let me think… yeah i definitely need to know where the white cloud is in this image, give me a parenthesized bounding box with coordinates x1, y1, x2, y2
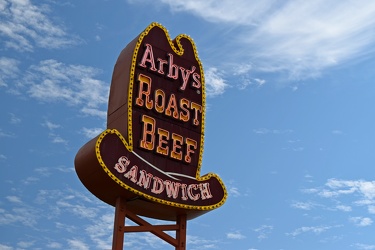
(56, 200, 98, 219)
(42, 121, 61, 130)
(155, 0, 375, 79)
(6, 196, 22, 203)
(353, 243, 375, 250)
(336, 205, 352, 212)
(21, 176, 39, 185)
(323, 179, 375, 200)
(9, 113, 21, 124)
(55, 166, 75, 173)
(0, 0, 81, 51)
(159, 0, 275, 25)
(291, 201, 315, 210)
(187, 235, 220, 249)
(253, 128, 293, 135)
(287, 225, 337, 237)
(85, 213, 113, 250)
(226, 231, 246, 239)
(0, 206, 39, 227)
(253, 225, 273, 240)
(368, 205, 375, 214)
(0, 128, 14, 138)
(67, 239, 89, 250)
(34, 167, 52, 177)
(204, 67, 229, 97)
(228, 187, 241, 197)
(0, 244, 13, 250)
(17, 241, 34, 248)
(80, 107, 107, 119)
(0, 57, 19, 87)
(244, 1, 375, 79)
(22, 60, 109, 118)
(350, 217, 373, 227)
(51, 134, 68, 145)
(81, 127, 104, 138)
(122, 232, 170, 249)
(303, 178, 375, 221)
(237, 76, 266, 90)
(46, 242, 62, 249)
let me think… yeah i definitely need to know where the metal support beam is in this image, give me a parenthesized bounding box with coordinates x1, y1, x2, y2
(112, 197, 126, 250)
(111, 197, 187, 250)
(176, 214, 187, 250)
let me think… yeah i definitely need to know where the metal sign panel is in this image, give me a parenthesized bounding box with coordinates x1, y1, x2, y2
(75, 23, 227, 220)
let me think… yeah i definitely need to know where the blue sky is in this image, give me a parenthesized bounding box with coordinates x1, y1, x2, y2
(1, 0, 375, 249)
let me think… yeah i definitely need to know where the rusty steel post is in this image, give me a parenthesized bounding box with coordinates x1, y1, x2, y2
(176, 214, 187, 250)
(112, 197, 126, 250)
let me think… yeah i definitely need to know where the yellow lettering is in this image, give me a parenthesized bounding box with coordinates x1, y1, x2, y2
(140, 115, 155, 151)
(165, 94, 179, 119)
(156, 128, 169, 156)
(170, 133, 183, 161)
(136, 74, 153, 109)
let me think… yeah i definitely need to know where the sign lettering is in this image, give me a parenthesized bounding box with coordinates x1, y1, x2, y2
(75, 23, 227, 220)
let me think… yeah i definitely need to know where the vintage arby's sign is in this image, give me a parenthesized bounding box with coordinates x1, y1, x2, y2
(75, 23, 227, 220)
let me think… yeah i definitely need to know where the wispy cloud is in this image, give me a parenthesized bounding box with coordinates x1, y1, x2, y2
(26, 60, 109, 107)
(2, 58, 109, 118)
(300, 178, 375, 227)
(228, 186, 241, 197)
(17, 241, 35, 248)
(9, 113, 21, 124)
(56, 200, 99, 219)
(67, 239, 89, 250)
(291, 201, 316, 210)
(231, 64, 266, 90)
(3, 59, 111, 118)
(205, 67, 230, 97)
(286, 225, 339, 237)
(46, 242, 63, 249)
(336, 205, 352, 212)
(322, 179, 375, 200)
(6, 196, 22, 203)
(81, 127, 105, 138)
(226, 230, 246, 240)
(352, 243, 375, 250)
(0, 57, 19, 87)
(42, 120, 61, 130)
(0, 206, 40, 227)
(349, 217, 373, 227)
(41, 120, 68, 145)
(0, 244, 13, 250)
(50, 134, 68, 145)
(0, 0, 81, 51)
(0, 128, 15, 138)
(253, 128, 293, 135)
(158, 0, 274, 25)
(85, 213, 113, 249)
(253, 225, 273, 240)
(154, 0, 375, 80)
(187, 235, 220, 249)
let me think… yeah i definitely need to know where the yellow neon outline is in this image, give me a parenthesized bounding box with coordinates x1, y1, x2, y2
(96, 129, 227, 211)
(100, 23, 226, 210)
(128, 22, 206, 178)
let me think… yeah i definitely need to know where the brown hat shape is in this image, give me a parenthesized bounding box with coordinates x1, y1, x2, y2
(75, 23, 227, 221)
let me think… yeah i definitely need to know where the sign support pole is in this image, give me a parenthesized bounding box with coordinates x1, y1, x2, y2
(112, 197, 126, 249)
(111, 197, 187, 250)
